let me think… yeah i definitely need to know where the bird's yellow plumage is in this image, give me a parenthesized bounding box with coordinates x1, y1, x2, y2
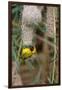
(21, 47, 36, 59)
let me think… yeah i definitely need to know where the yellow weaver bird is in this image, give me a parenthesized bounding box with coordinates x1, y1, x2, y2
(21, 47, 36, 59)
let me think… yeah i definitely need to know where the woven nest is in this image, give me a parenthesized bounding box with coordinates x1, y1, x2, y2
(12, 53, 49, 86)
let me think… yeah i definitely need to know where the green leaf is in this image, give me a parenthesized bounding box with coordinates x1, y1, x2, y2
(12, 46, 17, 61)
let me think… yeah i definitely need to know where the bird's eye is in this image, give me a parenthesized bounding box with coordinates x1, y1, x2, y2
(30, 46, 34, 51)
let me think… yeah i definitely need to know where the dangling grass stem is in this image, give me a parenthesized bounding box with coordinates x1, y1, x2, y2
(35, 34, 58, 50)
(51, 8, 56, 83)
